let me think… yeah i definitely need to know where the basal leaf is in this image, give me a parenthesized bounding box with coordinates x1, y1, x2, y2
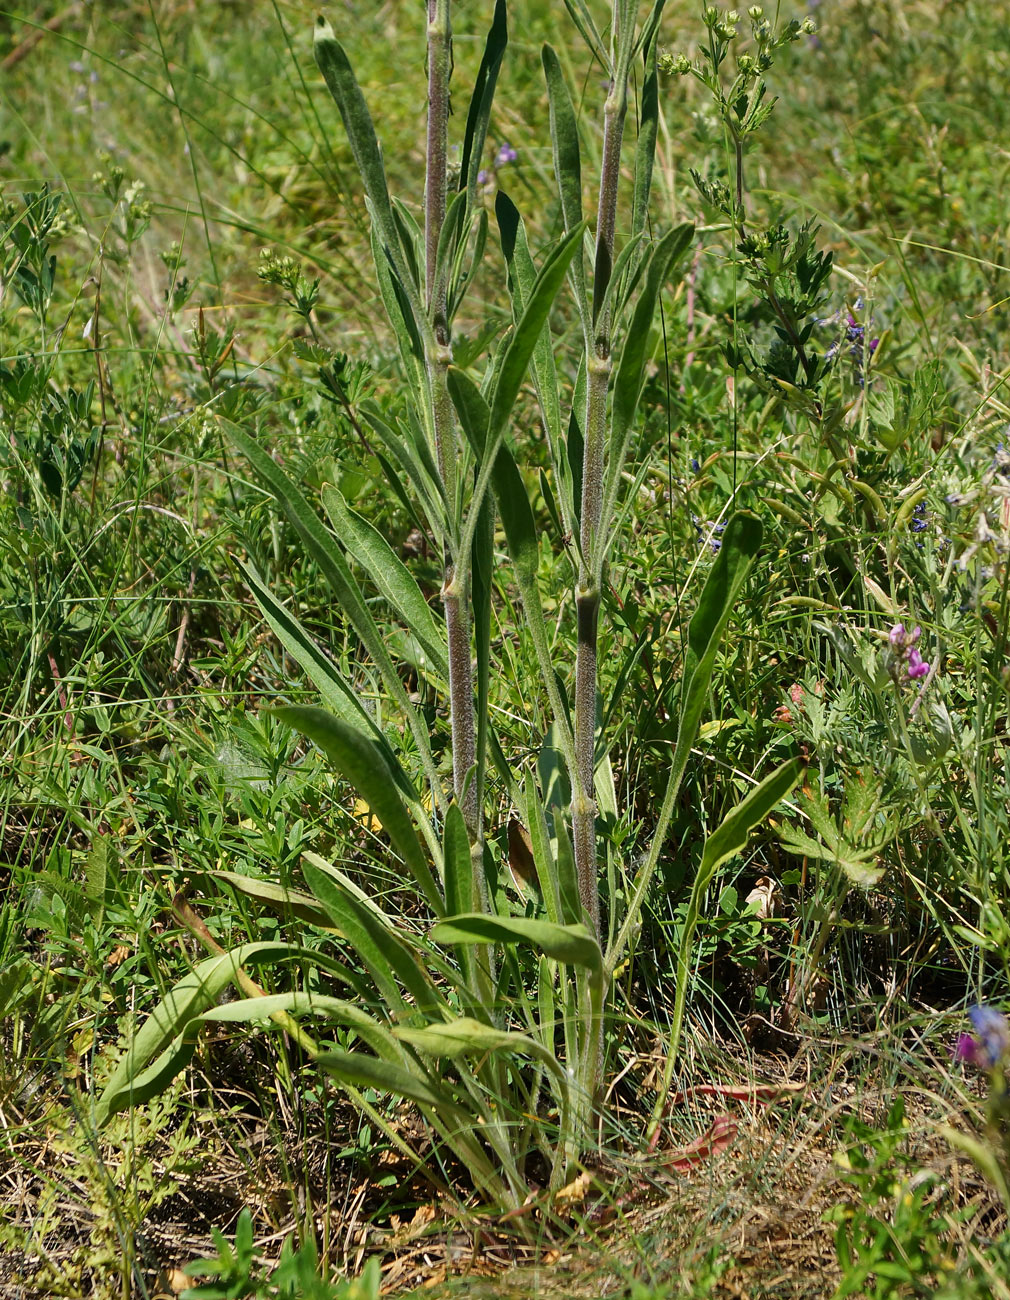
(275, 706, 443, 916)
(430, 913, 602, 972)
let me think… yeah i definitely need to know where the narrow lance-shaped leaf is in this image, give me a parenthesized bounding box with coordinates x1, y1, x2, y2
(650, 756, 804, 1133)
(276, 705, 444, 916)
(447, 368, 576, 777)
(313, 21, 426, 335)
(301, 857, 447, 1014)
(95, 942, 296, 1125)
(223, 419, 443, 803)
(316, 1049, 469, 1116)
(214, 869, 334, 931)
(441, 802, 481, 993)
(431, 913, 602, 972)
(631, 38, 661, 241)
(321, 485, 448, 681)
(542, 46, 589, 334)
(457, 221, 586, 570)
(495, 191, 569, 534)
(241, 561, 405, 751)
(598, 222, 695, 567)
(471, 486, 495, 827)
(459, 0, 508, 205)
(392, 1017, 570, 1102)
(607, 512, 763, 973)
(561, 0, 609, 69)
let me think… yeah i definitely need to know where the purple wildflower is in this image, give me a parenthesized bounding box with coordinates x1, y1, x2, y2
(956, 1033, 981, 1066)
(477, 169, 488, 186)
(956, 1006, 1010, 1070)
(693, 517, 726, 555)
(495, 143, 517, 167)
(888, 623, 930, 682)
(906, 648, 929, 679)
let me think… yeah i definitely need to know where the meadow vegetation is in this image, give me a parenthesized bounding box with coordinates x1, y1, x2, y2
(2, 1, 1010, 1297)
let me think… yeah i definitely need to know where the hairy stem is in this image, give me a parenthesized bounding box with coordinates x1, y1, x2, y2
(426, 0, 450, 325)
(573, 356, 611, 942)
(426, 0, 479, 884)
(572, 51, 628, 945)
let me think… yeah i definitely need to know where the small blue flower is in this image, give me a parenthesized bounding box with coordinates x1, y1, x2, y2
(495, 143, 517, 167)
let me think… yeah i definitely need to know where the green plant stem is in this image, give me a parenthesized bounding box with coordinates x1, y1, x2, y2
(572, 25, 630, 946)
(574, 356, 611, 943)
(425, 0, 479, 879)
(425, 0, 451, 324)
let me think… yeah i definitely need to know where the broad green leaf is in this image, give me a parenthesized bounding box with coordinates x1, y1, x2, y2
(95, 942, 294, 1125)
(315, 1049, 469, 1116)
(301, 857, 435, 1015)
(224, 420, 441, 799)
(321, 484, 448, 681)
(213, 870, 334, 930)
(431, 913, 602, 972)
(276, 706, 443, 915)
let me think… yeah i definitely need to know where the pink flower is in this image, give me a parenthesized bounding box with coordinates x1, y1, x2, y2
(907, 648, 929, 679)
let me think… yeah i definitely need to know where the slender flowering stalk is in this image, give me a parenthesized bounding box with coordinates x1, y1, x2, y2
(425, 0, 483, 907)
(572, 4, 637, 949)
